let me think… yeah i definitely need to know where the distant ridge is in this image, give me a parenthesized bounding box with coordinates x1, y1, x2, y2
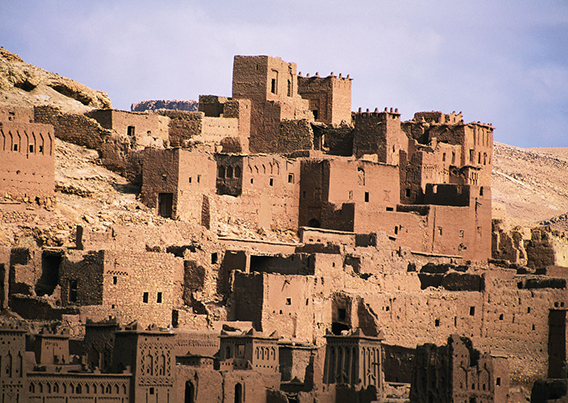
(131, 99, 198, 112)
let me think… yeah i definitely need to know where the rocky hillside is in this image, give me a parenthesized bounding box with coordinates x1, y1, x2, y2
(492, 142, 568, 230)
(0, 47, 111, 112)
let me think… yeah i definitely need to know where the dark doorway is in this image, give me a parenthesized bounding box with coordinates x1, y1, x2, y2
(185, 381, 195, 403)
(158, 193, 173, 218)
(307, 218, 321, 228)
(36, 250, 62, 296)
(549, 309, 566, 378)
(234, 383, 242, 403)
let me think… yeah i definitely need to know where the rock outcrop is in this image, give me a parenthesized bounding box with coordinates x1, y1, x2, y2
(0, 47, 111, 112)
(131, 99, 198, 112)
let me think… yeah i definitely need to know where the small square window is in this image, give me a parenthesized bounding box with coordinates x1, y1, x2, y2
(469, 306, 475, 316)
(143, 292, 149, 303)
(269, 178, 274, 186)
(211, 253, 218, 264)
(435, 319, 440, 327)
(197, 175, 201, 183)
(286, 298, 291, 305)
(364, 192, 369, 202)
(149, 387, 155, 395)
(113, 276, 118, 285)
(189, 177, 192, 183)
(288, 173, 294, 183)
(157, 292, 162, 303)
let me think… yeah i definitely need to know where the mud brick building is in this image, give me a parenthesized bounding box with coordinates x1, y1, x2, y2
(5, 53, 568, 402)
(411, 335, 509, 403)
(138, 55, 494, 262)
(0, 106, 54, 203)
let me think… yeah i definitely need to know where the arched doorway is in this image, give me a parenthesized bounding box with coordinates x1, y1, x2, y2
(234, 383, 242, 403)
(185, 381, 195, 403)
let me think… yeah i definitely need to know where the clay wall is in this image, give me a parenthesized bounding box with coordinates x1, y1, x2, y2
(86, 109, 169, 149)
(112, 329, 175, 403)
(360, 282, 567, 385)
(26, 373, 131, 402)
(215, 154, 300, 230)
(140, 148, 216, 223)
(352, 110, 409, 165)
(158, 110, 203, 147)
(232, 55, 312, 153)
(0, 106, 34, 123)
(299, 157, 401, 231)
(297, 74, 352, 126)
(0, 121, 55, 201)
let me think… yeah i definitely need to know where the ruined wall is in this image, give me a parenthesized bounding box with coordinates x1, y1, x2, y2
(34, 106, 113, 151)
(157, 110, 203, 147)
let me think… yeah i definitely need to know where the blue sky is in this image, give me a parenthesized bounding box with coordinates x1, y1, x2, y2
(1, 0, 568, 147)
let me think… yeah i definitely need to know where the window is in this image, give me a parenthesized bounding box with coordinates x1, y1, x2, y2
(499, 313, 503, 320)
(470, 307, 475, 316)
(286, 298, 291, 305)
(338, 308, 346, 321)
(235, 166, 241, 178)
(211, 253, 218, 264)
(438, 227, 443, 236)
(269, 178, 274, 186)
(143, 292, 149, 303)
(386, 207, 394, 211)
(496, 377, 501, 386)
(479, 187, 484, 196)
(127, 126, 135, 136)
(287, 79, 292, 97)
(157, 292, 162, 303)
(29, 145, 34, 153)
(149, 387, 155, 395)
(271, 78, 277, 94)
(189, 177, 192, 183)
(364, 192, 369, 202)
(226, 166, 233, 178)
(442, 153, 446, 162)
(113, 276, 118, 285)
(288, 173, 294, 183)
(312, 110, 319, 120)
(197, 175, 201, 183)
(69, 280, 78, 302)
(218, 166, 225, 178)
(435, 319, 440, 327)
(394, 226, 398, 235)
(405, 189, 411, 198)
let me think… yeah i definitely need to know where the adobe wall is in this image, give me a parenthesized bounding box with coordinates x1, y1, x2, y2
(215, 154, 301, 231)
(0, 120, 55, 201)
(60, 250, 105, 307)
(297, 74, 352, 126)
(86, 109, 169, 149)
(352, 109, 408, 165)
(232, 55, 313, 153)
(359, 281, 568, 385)
(157, 110, 203, 147)
(0, 106, 34, 123)
(140, 148, 217, 224)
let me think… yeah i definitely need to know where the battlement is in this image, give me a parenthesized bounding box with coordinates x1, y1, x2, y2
(298, 71, 352, 82)
(352, 107, 401, 121)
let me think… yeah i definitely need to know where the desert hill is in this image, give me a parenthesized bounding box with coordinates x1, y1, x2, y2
(492, 142, 568, 231)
